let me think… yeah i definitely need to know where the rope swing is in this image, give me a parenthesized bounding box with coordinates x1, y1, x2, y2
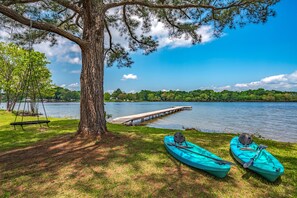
(10, 20, 50, 130)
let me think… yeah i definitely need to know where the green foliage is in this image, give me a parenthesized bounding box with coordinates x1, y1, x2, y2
(104, 92, 111, 101)
(0, 42, 53, 110)
(34, 86, 297, 103)
(50, 86, 80, 102)
(0, 0, 280, 68)
(106, 88, 297, 102)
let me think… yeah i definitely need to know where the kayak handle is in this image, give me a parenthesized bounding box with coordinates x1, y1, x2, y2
(243, 144, 268, 168)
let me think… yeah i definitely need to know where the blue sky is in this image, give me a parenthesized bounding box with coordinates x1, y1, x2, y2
(4, 0, 296, 92)
(106, 0, 296, 92)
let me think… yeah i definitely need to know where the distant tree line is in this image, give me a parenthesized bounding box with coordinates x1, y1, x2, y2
(105, 88, 297, 102)
(45, 86, 80, 102)
(2, 87, 297, 105)
(1, 86, 80, 104)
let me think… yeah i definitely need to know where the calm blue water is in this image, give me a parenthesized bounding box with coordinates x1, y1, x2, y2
(1, 102, 297, 142)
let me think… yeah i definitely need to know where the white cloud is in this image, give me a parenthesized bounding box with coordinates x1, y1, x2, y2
(105, 9, 215, 50)
(33, 37, 82, 65)
(70, 44, 81, 53)
(0, 30, 10, 41)
(106, 90, 114, 94)
(68, 82, 79, 87)
(128, 90, 136, 93)
(154, 25, 214, 48)
(122, 74, 138, 80)
(66, 56, 81, 64)
(261, 74, 286, 84)
(70, 70, 81, 74)
(211, 70, 297, 91)
(60, 83, 80, 90)
(233, 71, 297, 90)
(218, 85, 231, 90)
(34, 37, 67, 58)
(235, 83, 248, 88)
(67, 82, 80, 90)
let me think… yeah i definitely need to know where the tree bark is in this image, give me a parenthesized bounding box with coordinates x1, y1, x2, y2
(6, 95, 10, 111)
(77, 7, 107, 137)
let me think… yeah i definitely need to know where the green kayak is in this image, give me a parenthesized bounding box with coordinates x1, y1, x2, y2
(164, 136, 231, 178)
(230, 136, 284, 182)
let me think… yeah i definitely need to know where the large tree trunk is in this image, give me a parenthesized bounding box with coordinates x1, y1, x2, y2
(77, 8, 107, 137)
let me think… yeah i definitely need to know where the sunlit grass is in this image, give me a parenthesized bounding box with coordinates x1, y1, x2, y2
(0, 110, 296, 197)
(0, 110, 78, 151)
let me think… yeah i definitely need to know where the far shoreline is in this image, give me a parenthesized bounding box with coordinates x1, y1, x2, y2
(42, 100, 297, 103)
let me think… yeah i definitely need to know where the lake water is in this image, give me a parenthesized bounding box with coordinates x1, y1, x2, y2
(1, 102, 297, 142)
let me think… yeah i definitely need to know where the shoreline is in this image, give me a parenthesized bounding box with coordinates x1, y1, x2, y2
(2, 100, 297, 143)
(144, 124, 297, 144)
(2, 101, 297, 104)
(1, 109, 296, 143)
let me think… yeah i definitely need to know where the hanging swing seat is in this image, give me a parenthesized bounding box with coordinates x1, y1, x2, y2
(10, 120, 50, 126)
(10, 120, 50, 130)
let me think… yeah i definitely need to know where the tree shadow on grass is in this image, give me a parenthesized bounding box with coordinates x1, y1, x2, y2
(0, 131, 232, 197)
(0, 127, 296, 197)
(0, 119, 78, 151)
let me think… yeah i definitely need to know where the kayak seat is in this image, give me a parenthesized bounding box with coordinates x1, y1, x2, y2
(239, 133, 253, 146)
(174, 132, 186, 144)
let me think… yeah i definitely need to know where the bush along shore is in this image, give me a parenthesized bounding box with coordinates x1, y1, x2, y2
(0, 110, 296, 197)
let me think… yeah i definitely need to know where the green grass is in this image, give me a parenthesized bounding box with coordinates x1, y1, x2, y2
(0, 110, 78, 151)
(0, 110, 296, 197)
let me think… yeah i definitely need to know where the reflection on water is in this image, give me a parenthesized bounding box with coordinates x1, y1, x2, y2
(1, 102, 297, 142)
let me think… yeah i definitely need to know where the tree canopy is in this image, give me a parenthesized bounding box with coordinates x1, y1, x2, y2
(0, 42, 53, 111)
(0, 0, 279, 67)
(0, 0, 280, 136)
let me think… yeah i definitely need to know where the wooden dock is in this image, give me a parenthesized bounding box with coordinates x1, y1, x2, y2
(110, 106, 192, 125)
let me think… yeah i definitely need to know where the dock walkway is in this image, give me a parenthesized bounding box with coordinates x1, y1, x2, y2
(110, 106, 192, 125)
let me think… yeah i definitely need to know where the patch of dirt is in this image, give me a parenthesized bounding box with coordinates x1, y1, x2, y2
(0, 132, 131, 195)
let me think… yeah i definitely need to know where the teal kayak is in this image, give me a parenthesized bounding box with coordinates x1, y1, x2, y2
(164, 136, 231, 178)
(230, 136, 284, 182)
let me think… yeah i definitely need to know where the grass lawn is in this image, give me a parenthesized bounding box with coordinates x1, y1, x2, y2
(0, 110, 296, 197)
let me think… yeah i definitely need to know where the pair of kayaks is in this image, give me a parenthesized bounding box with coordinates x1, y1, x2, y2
(164, 135, 284, 181)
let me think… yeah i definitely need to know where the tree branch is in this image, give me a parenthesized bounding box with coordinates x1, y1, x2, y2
(0, 4, 86, 46)
(58, 12, 77, 27)
(4, 0, 82, 14)
(105, 0, 249, 12)
(3, 0, 40, 6)
(122, 5, 153, 47)
(179, 8, 191, 19)
(104, 18, 115, 57)
(75, 13, 82, 29)
(163, 10, 180, 29)
(52, 0, 82, 13)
